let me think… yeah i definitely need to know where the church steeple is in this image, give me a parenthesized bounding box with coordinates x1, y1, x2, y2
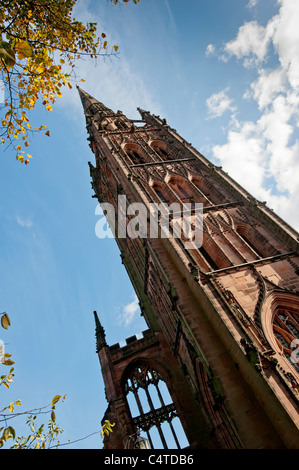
(93, 310, 107, 352)
(77, 87, 115, 129)
(82, 92, 299, 450)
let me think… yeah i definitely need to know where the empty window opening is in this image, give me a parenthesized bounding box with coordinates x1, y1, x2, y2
(124, 363, 189, 449)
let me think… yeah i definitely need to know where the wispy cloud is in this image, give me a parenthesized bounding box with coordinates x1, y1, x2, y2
(55, 2, 163, 122)
(205, 44, 216, 57)
(117, 295, 140, 327)
(247, 0, 258, 9)
(164, 0, 177, 33)
(16, 215, 33, 228)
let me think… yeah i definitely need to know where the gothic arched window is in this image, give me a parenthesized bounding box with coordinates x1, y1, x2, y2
(150, 141, 169, 159)
(168, 178, 196, 208)
(262, 294, 299, 377)
(153, 184, 169, 203)
(124, 362, 189, 449)
(273, 307, 299, 373)
(124, 143, 145, 165)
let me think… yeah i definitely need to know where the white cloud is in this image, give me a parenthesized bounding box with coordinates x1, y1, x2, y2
(16, 216, 33, 228)
(205, 44, 216, 57)
(248, 68, 286, 109)
(247, 0, 258, 8)
(206, 88, 235, 119)
(223, 20, 272, 67)
(117, 295, 140, 327)
(210, 0, 299, 231)
(213, 120, 266, 197)
(271, 0, 299, 89)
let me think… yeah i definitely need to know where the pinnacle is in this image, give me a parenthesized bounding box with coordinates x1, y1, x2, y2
(77, 87, 113, 116)
(93, 310, 107, 351)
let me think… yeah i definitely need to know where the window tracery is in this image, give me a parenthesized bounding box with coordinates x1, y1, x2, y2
(273, 307, 299, 372)
(124, 143, 145, 165)
(124, 362, 188, 449)
(150, 141, 169, 159)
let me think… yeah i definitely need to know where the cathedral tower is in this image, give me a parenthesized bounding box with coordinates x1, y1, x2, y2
(79, 88, 299, 449)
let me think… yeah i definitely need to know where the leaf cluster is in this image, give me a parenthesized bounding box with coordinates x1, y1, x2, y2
(101, 419, 115, 437)
(0, 0, 118, 163)
(1, 312, 116, 448)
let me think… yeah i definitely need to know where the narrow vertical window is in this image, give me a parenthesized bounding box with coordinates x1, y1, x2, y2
(151, 141, 169, 159)
(153, 185, 168, 203)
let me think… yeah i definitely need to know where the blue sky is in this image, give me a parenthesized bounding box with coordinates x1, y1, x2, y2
(1, 0, 299, 449)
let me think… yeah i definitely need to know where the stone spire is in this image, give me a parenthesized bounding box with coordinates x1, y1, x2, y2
(93, 310, 107, 352)
(77, 87, 113, 120)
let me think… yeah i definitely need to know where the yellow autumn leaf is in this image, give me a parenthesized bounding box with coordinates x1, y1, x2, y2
(45, 105, 52, 111)
(8, 403, 14, 413)
(51, 395, 61, 406)
(15, 41, 33, 60)
(114, 45, 118, 52)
